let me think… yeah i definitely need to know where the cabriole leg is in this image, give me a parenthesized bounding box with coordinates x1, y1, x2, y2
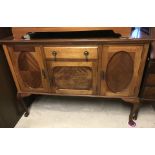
(129, 102, 141, 127)
(122, 98, 141, 127)
(17, 93, 31, 117)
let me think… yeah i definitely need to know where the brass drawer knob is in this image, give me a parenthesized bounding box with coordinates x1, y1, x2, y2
(84, 51, 89, 61)
(52, 51, 57, 61)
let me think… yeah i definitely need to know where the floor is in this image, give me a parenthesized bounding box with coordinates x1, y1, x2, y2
(15, 96, 155, 128)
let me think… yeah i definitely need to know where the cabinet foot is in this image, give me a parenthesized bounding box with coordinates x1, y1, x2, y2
(122, 98, 141, 127)
(24, 110, 30, 117)
(17, 93, 31, 117)
(128, 103, 141, 127)
(128, 120, 136, 127)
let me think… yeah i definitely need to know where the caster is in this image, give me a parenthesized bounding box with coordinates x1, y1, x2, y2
(17, 93, 31, 117)
(24, 109, 30, 117)
(128, 120, 136, 127)
(24, 111, 30, 117)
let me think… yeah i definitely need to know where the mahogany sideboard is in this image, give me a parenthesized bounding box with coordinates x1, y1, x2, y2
(0, 27, 153, 127)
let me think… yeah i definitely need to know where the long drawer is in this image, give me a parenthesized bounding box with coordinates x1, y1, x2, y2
(44, 46, 98, 60)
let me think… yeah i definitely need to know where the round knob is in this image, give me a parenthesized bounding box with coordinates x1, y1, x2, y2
(52, 51, 57, 56)
(84, 51, 89, 56)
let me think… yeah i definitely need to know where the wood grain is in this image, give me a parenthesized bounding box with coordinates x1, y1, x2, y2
(44, 46, 98, 60)
(47, 61, 97, 95)
(106, 51, 134, 93)
(17, 52, 42, 88)
(101, 45, 145, 97)
(53, 66, 92, 90)
(3, 45, 21, 91)
(6, 46, 49, 93)
(2, 40, 150, 103)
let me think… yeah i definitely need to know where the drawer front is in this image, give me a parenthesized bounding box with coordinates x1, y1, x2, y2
(44, 46, 98, 59)
(143, 87, 155, 99)
(146, 74, 155, 86)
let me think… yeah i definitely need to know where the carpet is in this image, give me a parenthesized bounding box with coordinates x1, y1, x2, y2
(15, 96, 155, 128)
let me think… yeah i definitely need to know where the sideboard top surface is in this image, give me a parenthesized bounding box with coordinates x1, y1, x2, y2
(0, 27, 153, 46)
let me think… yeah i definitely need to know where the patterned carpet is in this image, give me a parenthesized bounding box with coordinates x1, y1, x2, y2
(16, 96, 155, 128)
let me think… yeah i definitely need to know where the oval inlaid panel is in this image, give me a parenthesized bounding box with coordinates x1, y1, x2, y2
(53, 66, 92, 90)
(18, 52, 42, 88)
(106, 51, 134, 93)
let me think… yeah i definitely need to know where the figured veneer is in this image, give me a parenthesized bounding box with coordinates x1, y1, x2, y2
(47, 61, 97, 95)
(101, 45, 146, 97)
(53, 66, 92, 90)
(106, 51, 134, 93)
(18, 52, 42, 88)
(4, 45, 49, 92)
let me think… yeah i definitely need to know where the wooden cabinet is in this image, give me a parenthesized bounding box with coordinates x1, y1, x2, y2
(4, 45, 49, 93)
(2, 37, 150, 127)
(1, 27, 152, 126)
(44, 46, 98, 95)
(3, 43, 149, 98)
(101, 45, 147, 97)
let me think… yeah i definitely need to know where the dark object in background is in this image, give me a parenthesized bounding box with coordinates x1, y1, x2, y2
(131, 27, 150, 35)
(140, 27, 150, 35)
(26, 30, 121, 39)
(0, 45, 23, 128)
(139, 27, 155, 110)
(0, 28, 36, 127)
(0, 28, 23, 128)
(0, 27, 12, 39)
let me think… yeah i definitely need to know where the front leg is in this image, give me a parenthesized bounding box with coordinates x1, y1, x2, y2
(129, 102, 141, 127)
(17, 93, 31, 117)
(122, 98, 141, 127)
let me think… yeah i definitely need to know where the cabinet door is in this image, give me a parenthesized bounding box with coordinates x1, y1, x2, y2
(47, 61, 97, 95)
(6, 46, 49, 93)
(101, 45, 148, 97)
